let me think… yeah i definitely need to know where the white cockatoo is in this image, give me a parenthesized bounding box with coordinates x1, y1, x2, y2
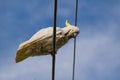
(15, 21, 80, 63)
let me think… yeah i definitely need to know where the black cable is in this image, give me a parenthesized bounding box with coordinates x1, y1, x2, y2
(75, 0, 78, 26)
(72, 38, 76, 80)
(52, 54, 56, 80)
(52, 0, 57, 80)
(72, 0, 78, 80)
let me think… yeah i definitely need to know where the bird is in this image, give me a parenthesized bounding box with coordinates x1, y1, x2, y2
(15, 21, 80, 63)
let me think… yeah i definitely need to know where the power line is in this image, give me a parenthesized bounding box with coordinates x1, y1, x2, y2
(52, 0, 58, 80)
(72, 0, 79, 80)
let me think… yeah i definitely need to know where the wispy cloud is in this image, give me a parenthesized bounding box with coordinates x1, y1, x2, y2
(0, 0, 120, 80)
(0, 24, 120, 80)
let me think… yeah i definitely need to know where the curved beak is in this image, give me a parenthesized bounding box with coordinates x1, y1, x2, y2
(73, 30, 79, 38)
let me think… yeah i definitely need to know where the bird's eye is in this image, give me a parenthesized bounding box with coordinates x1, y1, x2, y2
(64, 29, 71, 36)
(71, 29, 74, 32)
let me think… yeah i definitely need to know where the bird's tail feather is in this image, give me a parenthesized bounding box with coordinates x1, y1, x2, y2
(15, 47, 31, 63)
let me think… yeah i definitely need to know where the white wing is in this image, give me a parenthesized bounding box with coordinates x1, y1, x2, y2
(15, 27, 63, 63)
(19, 27, 62, 49)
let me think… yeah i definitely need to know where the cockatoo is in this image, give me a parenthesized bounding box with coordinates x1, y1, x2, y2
(15, 21, 79, 63)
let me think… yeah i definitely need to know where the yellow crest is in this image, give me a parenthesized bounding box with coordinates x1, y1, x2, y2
(66, 20, 71, 27)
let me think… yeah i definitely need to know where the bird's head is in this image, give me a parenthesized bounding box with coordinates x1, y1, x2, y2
(63, 20, 80, 38)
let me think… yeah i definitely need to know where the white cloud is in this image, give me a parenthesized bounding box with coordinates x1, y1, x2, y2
(0, 24, 120, 80)
(75, 27, 120, 80)
(0, 0, 120, 80)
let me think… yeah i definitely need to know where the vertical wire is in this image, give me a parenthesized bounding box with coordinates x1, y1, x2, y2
(52, 54, 56, 80)
(75, 0, 78, 26)
(72, 0, 78, 80)
(72, 38, 76, 80)
(52, 0, 57, 80)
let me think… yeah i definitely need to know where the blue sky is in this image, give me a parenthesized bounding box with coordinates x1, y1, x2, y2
(0, 0, 120, 80)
